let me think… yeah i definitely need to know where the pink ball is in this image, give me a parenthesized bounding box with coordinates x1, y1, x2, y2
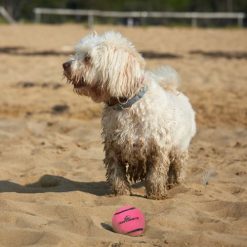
(112, 205, 145, 236)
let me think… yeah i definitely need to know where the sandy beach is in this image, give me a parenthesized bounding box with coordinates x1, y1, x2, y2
(0, 24, 246, 247)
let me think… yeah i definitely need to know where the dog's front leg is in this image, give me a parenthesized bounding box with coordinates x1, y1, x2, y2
(104, 149, 131, 196)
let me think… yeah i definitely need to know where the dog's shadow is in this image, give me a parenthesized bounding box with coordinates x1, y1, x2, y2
(0, 174, 110, 196)
(0, 175, 186, 198)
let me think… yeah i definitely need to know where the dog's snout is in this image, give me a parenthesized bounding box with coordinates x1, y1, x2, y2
(63, 61, 72, 70)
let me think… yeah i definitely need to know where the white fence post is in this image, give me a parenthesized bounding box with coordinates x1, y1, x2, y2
(88, 12, 94, 29)
(192, 17, 197, 27)
(35, 9, 41, 23)
(237, 15, 244, 27)
(127, 18, 134, 27)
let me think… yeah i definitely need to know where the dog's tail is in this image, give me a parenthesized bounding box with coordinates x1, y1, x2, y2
(149, 66, 180, 92)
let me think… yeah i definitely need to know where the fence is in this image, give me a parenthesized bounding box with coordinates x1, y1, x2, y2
(0, 6, 16, 24)
(34, 8, 245, 27)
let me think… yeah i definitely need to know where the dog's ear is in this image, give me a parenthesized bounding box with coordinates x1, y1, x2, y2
(103, 46, 145, 98)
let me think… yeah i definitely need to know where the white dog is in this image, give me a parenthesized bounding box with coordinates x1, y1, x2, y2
(63, 31, 196, 199)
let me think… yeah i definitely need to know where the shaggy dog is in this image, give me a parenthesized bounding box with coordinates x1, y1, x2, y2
(63, 31, 196, 199)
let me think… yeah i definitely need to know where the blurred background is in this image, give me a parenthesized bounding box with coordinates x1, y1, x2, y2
(0, 0, 247, 27)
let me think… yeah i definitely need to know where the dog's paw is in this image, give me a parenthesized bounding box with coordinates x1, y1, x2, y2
(166, 182, 179, 190)
(113, 187, 132, 196)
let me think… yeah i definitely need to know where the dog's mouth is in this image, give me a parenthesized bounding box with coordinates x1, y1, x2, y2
(64, 72, 86, 89)
(73, 79, 86, 88)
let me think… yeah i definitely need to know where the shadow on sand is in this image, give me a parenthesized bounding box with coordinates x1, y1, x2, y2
(141, 50, 182, 59)
(0, 46, 71, 56)
(0, 174, 110, 196)
(190, 50, 247, 59)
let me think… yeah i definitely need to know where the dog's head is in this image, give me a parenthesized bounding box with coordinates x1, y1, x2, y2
(63, 31, 145, 103)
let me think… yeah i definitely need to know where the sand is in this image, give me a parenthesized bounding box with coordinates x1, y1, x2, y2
(0, 24, 246, 247)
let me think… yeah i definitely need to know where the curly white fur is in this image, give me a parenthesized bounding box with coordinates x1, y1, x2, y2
(63, 31, 196, 199)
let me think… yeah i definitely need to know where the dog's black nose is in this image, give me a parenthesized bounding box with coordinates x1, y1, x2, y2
(63, 61, 71, 70)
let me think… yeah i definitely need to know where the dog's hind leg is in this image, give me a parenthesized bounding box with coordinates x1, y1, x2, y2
(145, 149, 170, 200)
(167, 149, 188, 189)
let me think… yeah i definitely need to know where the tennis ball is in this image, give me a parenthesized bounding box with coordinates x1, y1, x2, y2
(112, 205, 145, 236)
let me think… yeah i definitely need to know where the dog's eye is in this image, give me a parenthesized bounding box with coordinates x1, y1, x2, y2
(84, 54, 91, 63)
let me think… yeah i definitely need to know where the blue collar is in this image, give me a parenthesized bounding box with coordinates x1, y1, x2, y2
(109, 85, 148, 111)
